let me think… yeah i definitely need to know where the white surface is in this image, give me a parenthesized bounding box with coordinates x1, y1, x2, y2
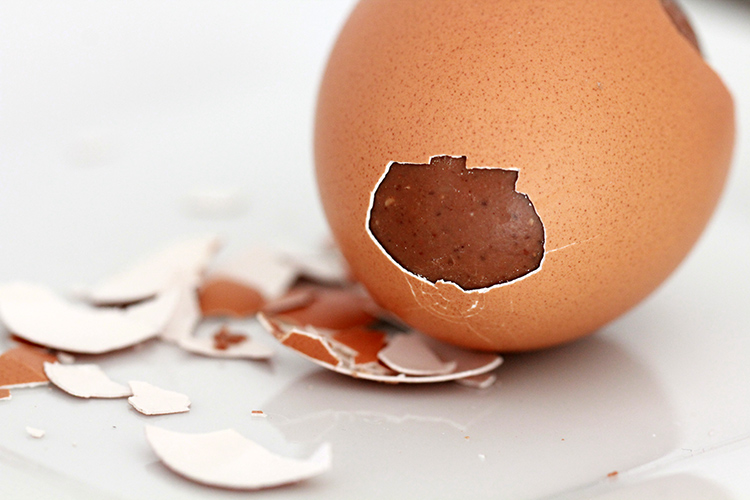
(1, 0, 749, 498)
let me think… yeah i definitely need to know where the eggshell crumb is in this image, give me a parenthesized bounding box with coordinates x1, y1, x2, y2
(144, 425, 331, 490)
(128, 381, 191, 416)
(26, 426, 45, 439)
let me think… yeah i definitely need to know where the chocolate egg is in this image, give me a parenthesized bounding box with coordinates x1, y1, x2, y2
(314, 0, 734, 351)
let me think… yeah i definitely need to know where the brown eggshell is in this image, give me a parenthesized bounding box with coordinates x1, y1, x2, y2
(276, 285, 377, 330)
(198, 278, 265, 317)
(314, 0, 734, 351)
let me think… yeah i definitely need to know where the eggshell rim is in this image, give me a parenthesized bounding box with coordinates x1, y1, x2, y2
(364, 154, 547, 295)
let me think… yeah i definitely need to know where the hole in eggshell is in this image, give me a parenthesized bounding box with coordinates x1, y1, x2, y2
(660, 0, 701, 54)
(367, 155, 545, 291)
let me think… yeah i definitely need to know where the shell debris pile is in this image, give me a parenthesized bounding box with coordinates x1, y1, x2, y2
(0, 235, 501, 490)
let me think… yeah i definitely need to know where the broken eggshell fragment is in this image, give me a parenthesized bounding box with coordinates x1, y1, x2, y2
(315, 0, 735, 351)
(79, 235, 221, 306)
(377, 333, 457, 376)
(198, 277, 266, 317)
(44, 362, 131, 399)
(205, 247, 299, 302)
(159, 287, 202, 343)
(258, 313, 501, 384)
(198, 247, 353, 318)
(0, 288, 179, 354)
(144, 426, 332, 490)
(0, 344, 57, 390)
(273, 284, 377, 331)
(128, 381, 191, 416)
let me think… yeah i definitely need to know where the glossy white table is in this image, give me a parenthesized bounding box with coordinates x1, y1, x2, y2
(1, 1, 749, 498)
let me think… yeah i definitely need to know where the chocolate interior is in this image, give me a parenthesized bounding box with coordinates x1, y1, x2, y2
(369, 156, 545, 290)
(660, 0, 701, 54)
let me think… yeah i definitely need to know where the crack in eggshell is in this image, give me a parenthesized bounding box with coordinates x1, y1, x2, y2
(404, 276, 488, 323)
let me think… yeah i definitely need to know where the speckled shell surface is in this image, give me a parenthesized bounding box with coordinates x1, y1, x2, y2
(314, 0, 734, 351)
